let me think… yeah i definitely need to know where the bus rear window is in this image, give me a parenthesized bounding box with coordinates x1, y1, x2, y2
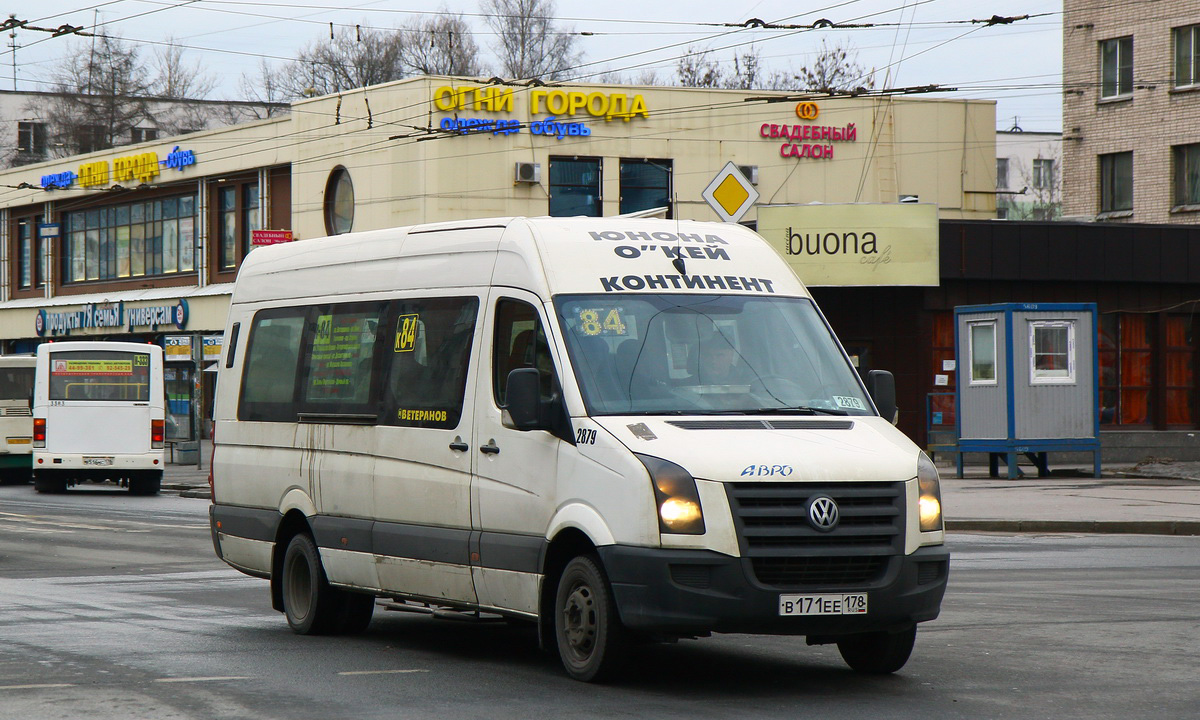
(0, 367, 34, 401)
(49, 351, 151, 401)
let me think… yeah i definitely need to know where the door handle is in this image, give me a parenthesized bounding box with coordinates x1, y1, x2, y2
(448, 436, 469, 452)
(480, 439, 500, 455)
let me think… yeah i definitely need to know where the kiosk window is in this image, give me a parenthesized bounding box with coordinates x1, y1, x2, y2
(1030, 321, 1075, 384)
(968, 322, 997, 385)
(383, 297, 478, 429)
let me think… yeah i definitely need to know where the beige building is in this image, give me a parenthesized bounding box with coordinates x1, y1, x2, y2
(0, 76, 997, 437)
(1062, 2, 1200, 222)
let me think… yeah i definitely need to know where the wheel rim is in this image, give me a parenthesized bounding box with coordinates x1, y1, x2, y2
(285, 550, 313, 620)
(561, 580, 598, 662)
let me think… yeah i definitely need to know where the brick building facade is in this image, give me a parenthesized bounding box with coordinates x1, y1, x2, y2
(1062, 1, 1200, 223)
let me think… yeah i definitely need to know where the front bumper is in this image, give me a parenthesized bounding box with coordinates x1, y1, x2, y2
(598, 544, 949, 636)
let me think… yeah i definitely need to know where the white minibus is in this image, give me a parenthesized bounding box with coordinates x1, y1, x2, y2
(210, 216, 948, 682)
(33, 341, 166, 495)
(0, 355, 35, 483)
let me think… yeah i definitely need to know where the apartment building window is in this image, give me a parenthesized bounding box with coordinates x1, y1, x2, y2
(1100, 36, 1133, 98)
(1032, 158, 1055, 189)
(549, 157, 601, 217)
(16, 122, 47, 160)
(131, 127, 158, 143)
(1175, 25, 1200, 88)
(1173, 143, 1200, 207)
(619, 159, 672, 217)
(996, 158, 1009, 189)
(77, 124, 109, 154)
(1099, 152, 1133, 214)
(62, 195, 196, 283)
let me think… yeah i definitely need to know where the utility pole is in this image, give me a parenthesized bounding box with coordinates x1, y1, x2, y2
(7, 15, 18, 91)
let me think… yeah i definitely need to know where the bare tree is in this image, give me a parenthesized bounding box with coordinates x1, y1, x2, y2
(399, 12, 485, 76)
(231, 59, 292, 121)
(151, 40, 216, 99)
(675, 46, 723, 88)
(278, 25, 407, 98)
(794, 38, 875, 94)
(482, 0, 582, 81)
(29, 34, 153, 157)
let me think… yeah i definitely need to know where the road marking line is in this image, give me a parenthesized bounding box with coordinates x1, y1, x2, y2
(153, 676, 253, 683)
(337, 669, 430, 676)
(0, 683, 76, 690)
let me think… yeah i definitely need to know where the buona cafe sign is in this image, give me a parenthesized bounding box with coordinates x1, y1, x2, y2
(34, 299, 189, 337)
(432, 85, 650, 139)
(760, 102, 858, 160)
(39, 146, 197, 191)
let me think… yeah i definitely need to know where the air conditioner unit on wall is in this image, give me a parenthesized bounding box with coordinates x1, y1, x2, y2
(515, 162, 541, 183)
(737, 165, 759, 185)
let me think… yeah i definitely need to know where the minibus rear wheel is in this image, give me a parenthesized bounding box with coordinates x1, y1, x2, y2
(282, 533, 340, 635)
(836, 625, 917, 674)
(554, 555, 628, 682)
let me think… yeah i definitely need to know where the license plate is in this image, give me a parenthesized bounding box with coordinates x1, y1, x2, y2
(83, 457, 114, 466)
(779, 593, 868, 616)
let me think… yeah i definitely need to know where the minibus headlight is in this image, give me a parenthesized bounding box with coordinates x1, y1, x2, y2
(636, 453, 705, 535)
(917, 453, 943, 532)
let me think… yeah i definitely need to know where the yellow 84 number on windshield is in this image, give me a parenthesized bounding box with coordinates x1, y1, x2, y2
(579, 308, 626, 336)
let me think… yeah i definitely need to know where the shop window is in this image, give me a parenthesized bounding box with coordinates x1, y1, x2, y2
(1099, 314, 1152, 425)
(620, 159, 672, 217)
(996, 158, 1009, 189)
(217, 180, 259, 271)
(62, 195, 197, 284)
(324, 167, 354, 235)
(1029, 321, 1075, 384)
(1174, 24, 1200, 88)
(1165, 316, 1196, 425)
(382, 297, 479, 429)
(1100, 36, 1133, 99)
(1173, 143, 1200, 207)
(16, 218, 34, 289)
(242, 183, 261, 256)
(929, 311, 956, 429)
(549, 157, 601, 217)
(1099, 152, 1133, 214)
(968, 321, 996, 385)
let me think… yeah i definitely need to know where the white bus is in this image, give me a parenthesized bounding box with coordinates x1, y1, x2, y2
(0, 355, 35, 483)
(33, 341, 166, 495)
(210, 216, 947, 681)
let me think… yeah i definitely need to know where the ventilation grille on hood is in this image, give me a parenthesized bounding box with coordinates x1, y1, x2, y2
(667, 419, 854, 431)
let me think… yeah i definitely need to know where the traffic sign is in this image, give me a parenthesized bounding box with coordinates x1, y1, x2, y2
(701, 162, 759, 223)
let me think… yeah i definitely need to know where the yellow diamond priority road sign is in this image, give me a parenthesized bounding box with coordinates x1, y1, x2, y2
(702, 162, 759, 223)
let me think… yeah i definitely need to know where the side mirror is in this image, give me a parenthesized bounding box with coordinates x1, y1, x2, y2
(866, 370, 898, 425)
(503, 368, 544, 430)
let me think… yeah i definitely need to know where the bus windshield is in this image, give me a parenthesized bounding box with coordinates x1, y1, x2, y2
(48, 350, 151, 402)
(0, 366, 34, 402)
(554, 294, 874, 416)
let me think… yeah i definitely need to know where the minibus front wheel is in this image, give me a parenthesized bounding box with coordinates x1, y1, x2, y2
(281, 532, 374, 635)
(554, 555, 628, 682)
(836, 625, 917, 674)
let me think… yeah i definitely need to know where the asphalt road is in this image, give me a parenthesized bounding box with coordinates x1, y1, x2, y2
(1, 486, 1197, 720)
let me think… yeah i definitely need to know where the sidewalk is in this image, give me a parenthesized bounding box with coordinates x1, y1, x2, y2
(165, 440, 1200, 535)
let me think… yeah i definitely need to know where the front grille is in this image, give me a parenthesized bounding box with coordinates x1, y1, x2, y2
(726, 481, 905, 589)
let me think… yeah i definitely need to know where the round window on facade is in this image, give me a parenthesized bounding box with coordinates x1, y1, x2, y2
(324, 167, 354, 235)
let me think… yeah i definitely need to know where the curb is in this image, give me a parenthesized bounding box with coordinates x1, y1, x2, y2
(947, 519, 1200, 535)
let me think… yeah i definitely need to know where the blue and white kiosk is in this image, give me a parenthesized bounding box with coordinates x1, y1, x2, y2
(953, 302, 1101, 479)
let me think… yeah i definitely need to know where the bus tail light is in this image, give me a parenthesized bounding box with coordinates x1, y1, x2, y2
(33, 417, 46, 448)
(152, 419, 164, 449)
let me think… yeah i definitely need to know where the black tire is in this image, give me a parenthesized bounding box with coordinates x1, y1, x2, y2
(281, 533, 340, 635)
(334, 592, 375, 635)
(0, 469, 32, 485)
(128, 471, 162, 496)
(33, 473, 67, 494)
(554, 555, 627, 682)
(837, 625, 917, 674)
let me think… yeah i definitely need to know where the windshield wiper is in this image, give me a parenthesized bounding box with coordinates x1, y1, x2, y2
(747, 406, 850, 416)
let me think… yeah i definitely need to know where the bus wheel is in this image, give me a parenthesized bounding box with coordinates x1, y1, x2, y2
(836, 626, 917, 674)
(33, 473, 67, 494)
(554, 555, 627, 682)
(128, 471, 162, 496)
(281, 533, 341, 635)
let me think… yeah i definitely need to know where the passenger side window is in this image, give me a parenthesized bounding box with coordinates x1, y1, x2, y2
(301, 304, 385, 410)
(240, 310, 306, 420)
(493, 299, 557, 406)
(383, 297, 479, 429)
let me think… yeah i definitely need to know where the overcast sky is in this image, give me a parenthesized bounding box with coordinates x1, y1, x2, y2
(5, 0, 1064, 132)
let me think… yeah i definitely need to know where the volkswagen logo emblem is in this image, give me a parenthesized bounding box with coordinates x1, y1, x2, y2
(807, 495, 840, 532)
